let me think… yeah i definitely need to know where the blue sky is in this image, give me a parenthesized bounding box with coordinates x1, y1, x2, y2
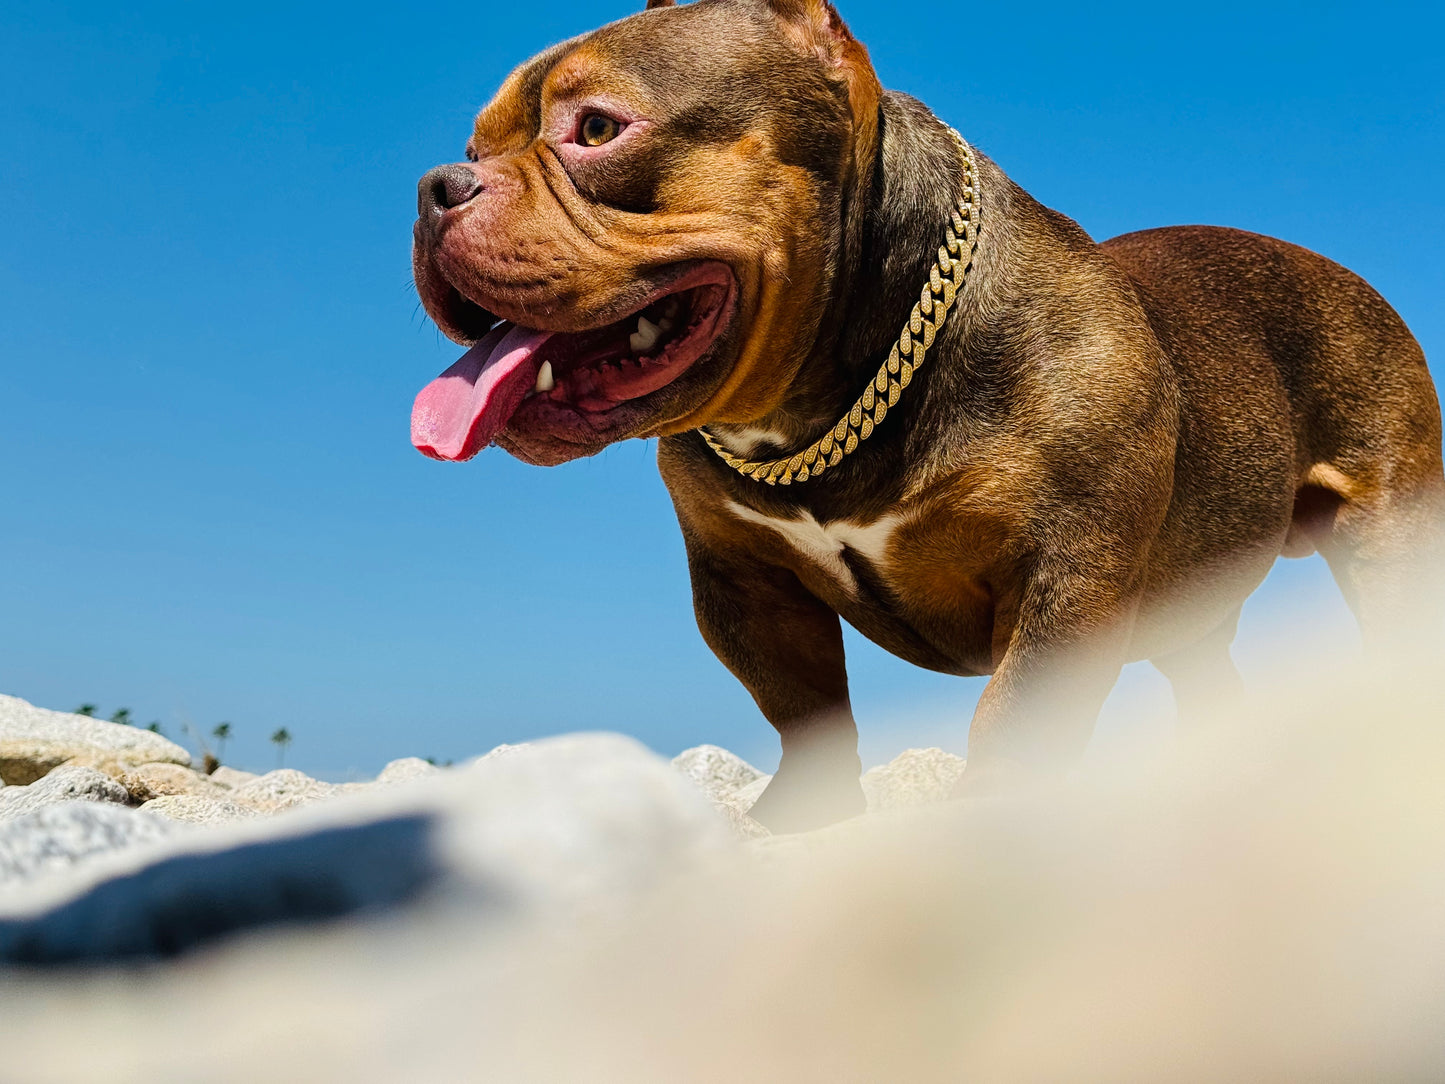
(1, 0, 1439, 778)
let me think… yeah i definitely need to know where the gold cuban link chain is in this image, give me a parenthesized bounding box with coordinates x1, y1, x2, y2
(697, 129, 982, 485)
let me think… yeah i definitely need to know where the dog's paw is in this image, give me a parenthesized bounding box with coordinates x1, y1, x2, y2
(746, 770, 866, 834)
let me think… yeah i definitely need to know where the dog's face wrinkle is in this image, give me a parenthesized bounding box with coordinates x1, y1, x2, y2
(470, 37, 579, 158)
(541, 26, 843, 218)
(533, 146, 607, 253)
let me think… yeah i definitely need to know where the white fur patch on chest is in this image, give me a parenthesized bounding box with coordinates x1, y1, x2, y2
(724, 501, 903, 595)
(710, 425, 793, 458)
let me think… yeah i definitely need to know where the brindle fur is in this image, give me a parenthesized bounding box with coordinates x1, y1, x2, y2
(413, 0, 1445, 831)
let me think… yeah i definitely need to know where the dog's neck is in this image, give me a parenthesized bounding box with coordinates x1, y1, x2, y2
(708, 93, 976, 463)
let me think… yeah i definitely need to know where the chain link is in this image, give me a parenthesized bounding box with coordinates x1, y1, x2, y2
(698, 130, 982, 486)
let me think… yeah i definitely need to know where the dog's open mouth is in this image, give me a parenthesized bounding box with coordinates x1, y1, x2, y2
(412, 263, 735, 461)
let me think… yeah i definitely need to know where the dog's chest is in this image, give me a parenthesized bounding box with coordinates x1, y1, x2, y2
(724, 501, 903, 597)
(720, 497, 1000, 676)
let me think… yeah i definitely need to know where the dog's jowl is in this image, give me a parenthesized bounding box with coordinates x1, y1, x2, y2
(411, 0, 1445, 831)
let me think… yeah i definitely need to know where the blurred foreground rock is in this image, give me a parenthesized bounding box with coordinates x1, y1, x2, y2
(4, 653, 1445, 1082)
(5, 655, 1445, 1083)
(0, 733, 730, 963)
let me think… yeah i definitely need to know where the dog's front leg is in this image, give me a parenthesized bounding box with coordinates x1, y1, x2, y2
(957, 562, 1141, 795)
(683, 539, 865, 832)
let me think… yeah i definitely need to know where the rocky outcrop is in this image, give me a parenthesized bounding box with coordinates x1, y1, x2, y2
(0, 693, 974, 939)
(671, 745, 771, 839)
(227, 769, 346, 813)
(0, 766, 130, 819)
(0, 690, 969, 845)
(209, 765, 259, 788)
(139, 794, 260, 825)
(376, 757, 440, 784)
(668, 744, 967, 837)
(861, 748, 967, 811)
(0, 694, 191, 785)
(672, 744, 766, 802)
(119, 762, 228, 803)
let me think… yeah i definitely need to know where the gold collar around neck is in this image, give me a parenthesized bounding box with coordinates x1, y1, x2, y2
(697, 129, 982, 486)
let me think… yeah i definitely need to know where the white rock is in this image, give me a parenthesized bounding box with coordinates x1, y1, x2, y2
(0, 801, 180, 886)
(120, 762, 225, 803)
(376, 757, 439, 785)
(671, 744, 767, 804)
(0, 694, 191, 785)
(475, 742, 532, 764)
(0, 732, 733, 965)
(209, 766, 260, 789)
(716, 801, 772, 841)
(0, 766, 131, 819)
(728, 773, 772, 813)
(229, 769, 340, 813)
(433, 733, 736, 906)
(140, 794, 260, 825)
(671, 746, 772, 839)
(861, 748, 966, 812)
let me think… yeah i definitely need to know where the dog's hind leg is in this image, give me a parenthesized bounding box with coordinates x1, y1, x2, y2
(1308, 463, 1445, 652)
(1151, 604, 1245, 728)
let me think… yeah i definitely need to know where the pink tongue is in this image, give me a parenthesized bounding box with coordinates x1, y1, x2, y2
(411, 324, 554, 462)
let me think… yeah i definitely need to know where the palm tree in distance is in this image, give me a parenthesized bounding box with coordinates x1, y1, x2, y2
(212, 722, 232, 763)
(75, 704, 96, 717)
(147, 721, 164, 735)
(110, 707, 132, 725)
(270, 728, 292, 769)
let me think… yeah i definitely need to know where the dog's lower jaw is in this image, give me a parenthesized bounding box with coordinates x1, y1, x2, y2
(747, 750, 867, 834)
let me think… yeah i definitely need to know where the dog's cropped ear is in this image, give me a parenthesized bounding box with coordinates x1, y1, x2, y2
(758, 0, 882, 264)
(760, 0, 882, 163)
(759, 0, 880, 120)
(760, 0, 867, 73)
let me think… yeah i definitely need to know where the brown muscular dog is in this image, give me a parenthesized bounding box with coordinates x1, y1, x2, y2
(410, 0, 1445, 831)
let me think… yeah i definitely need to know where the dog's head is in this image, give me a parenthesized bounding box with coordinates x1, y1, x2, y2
(410, 0, 882, 466)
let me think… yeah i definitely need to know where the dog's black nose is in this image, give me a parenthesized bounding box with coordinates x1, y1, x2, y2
(418, 164, 484, 217)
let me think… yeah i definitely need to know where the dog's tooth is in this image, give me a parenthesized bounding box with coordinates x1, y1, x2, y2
(534, 360, 554, 393)
(629, 316, 661, 354)
(657, 316, 675, 333)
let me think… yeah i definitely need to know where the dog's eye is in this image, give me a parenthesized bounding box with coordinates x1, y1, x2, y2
(579, 114, 621, 147)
